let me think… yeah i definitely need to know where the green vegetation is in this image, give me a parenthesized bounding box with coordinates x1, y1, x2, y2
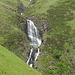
(0, 45, 42, 75)
(0, 0, 17, 10)
(53, 49, 62, 59)
(26, 0, 74, 75)
(0, 0, 30, 61)
(0, 0, 75, 75)
(24, 0, 60, 15)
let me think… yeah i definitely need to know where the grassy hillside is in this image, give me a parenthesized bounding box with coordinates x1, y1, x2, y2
(0, 0, 75, 75)
(0, 0, 31, 61)
(0, 45, 42, 75)
(23, 0, 75, 75)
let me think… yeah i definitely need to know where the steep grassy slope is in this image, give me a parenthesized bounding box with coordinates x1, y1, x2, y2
(0, 45, 42, 75)
(0, 0, 31, 61)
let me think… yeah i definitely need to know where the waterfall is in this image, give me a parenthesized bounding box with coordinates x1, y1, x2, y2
(26, 19, 41, 67)
(26, 48, 33, 64)
(34, 48, 40, 62)
(27, 19, 41, 48)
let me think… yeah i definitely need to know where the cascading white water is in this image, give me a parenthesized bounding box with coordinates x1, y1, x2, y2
(26, 19, 41, 67)
(34, 48, 40, 62)
(27, 19, 41, 48)
(26, 48, 33, 64)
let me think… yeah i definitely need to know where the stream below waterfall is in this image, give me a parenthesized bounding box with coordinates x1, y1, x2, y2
(26, 19, 41, 67)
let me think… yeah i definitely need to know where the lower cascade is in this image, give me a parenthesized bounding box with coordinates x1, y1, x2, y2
(26, 19, 41, 67)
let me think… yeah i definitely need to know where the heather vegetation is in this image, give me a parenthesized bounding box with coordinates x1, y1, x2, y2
(38, 1, 75, 74)
(0, 0, 75, 75)
(0, 0, 31, 61)
(29, 0, 75, 75)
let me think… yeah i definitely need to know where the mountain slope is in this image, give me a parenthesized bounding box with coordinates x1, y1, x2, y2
(0, 45, 42, 75)
(0, 0, 75, 75)
(23, 0, 75, 75)
(0, 0, 31, 61)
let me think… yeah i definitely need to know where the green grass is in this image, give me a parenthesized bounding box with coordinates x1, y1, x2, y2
(24, 0, 65, 16)
(0, 0, 17, 10)
(0, 0, 29, 10)
(21, 0, 30, 6)
(0, 45, 42, 75)
(30, 0, 75, 75)
(0, 0, 75, 75)
(0, 0, 31, 61)
(28, 0, 58, 14)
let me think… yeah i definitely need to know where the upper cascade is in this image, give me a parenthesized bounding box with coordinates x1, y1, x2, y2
(27, 19, 41, 48)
